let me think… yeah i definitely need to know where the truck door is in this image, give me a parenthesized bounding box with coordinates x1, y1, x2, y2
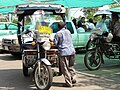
(65, 22, 78, 47)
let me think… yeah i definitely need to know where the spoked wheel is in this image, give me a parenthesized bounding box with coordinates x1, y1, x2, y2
(34, 63, 53, 90)
(84, 50, 102, 70)
(23, 63, 29, 77)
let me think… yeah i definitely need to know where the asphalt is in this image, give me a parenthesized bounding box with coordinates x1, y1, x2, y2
(0, 53, 120, 90)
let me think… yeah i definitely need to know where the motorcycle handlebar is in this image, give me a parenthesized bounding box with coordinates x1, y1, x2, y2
(18, 29, 31, 36)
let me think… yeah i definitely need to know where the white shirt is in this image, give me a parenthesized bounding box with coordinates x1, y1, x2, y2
(77, 27, 85, 33)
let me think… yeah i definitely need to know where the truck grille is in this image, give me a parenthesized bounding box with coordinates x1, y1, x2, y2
(3, 39, 12, 44)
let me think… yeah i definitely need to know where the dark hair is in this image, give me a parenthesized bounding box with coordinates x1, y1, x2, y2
(81, 17, 85, 19)
(58, 22, 65, 30)
(72, 18, 77, 26)
(102, 14, 106, 19)
(89, 18, 94, 23)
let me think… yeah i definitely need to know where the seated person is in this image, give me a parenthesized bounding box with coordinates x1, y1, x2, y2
(77, 22, 85, 33)
(87, 18, 96, 31)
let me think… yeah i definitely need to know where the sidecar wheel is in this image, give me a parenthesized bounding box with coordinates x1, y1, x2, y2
(23, 64, 29, 77)
(84, 50, 102, 70)
(34, 63, 53, 90)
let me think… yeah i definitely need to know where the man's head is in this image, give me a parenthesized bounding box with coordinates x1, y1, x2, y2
(81, 17, 85, 23)
(102, 15, 106, 20)
(58, 21, 66, 30)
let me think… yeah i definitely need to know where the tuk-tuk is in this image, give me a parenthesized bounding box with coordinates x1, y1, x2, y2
(15, 3, 66, 90)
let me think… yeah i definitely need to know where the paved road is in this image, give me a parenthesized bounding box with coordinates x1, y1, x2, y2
(0, 53, 120, 90)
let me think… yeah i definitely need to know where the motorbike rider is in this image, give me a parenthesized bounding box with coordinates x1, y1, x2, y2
(110, 13, 120, 43)
(96, 14, 109, 32)
(53, 22, 76, 87)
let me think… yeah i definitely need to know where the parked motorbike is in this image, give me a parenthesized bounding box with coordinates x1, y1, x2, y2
(20, 30, 53, 90)
(15, 3, 66, 89)
(84, 30, 120, 70)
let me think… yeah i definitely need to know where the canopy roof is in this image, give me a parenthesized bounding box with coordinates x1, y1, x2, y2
(15, 3, 66, 16)
(0, 0, 28, 7)
(0, 0, 120, 14)
(108, 7, 120, 13)
(0, 7, 14, 14)
(93, 10, 112, 17)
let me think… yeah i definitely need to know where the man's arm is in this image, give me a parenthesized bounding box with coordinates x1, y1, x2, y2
(54, 33, 59, 46)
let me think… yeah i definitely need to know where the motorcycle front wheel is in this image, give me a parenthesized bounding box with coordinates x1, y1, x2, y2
(84, 50, 102, 70)
(86, 40, 95, 51)
(34, 63, 53, 90)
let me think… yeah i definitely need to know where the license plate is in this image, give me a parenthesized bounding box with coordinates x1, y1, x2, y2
(4, 46, 8, 50)
(26, 55, 36, 60)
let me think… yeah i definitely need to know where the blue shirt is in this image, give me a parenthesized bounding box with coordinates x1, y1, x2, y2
(54, 28, 75, 56)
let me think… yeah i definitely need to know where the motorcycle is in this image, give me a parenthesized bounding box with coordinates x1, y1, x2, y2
(84, 30, 120, 70)
(15, 3, 66, 90)
(20, 30, 53, 90)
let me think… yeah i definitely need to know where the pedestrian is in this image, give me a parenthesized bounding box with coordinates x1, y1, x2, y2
(54, 21, 76, 87)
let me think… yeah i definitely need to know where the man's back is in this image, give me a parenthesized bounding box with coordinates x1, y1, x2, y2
(54, 28, 75, 56)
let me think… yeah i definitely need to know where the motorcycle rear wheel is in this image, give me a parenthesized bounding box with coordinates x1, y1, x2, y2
(84, 50, 102, 70)
(34, 63, 53, 90)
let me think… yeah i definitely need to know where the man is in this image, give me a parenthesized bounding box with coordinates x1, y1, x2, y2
(78, 17, 88, 31)
(96, 15, 109, 32)
(111, 13, 120, 42)
(54, 22, 76, 87)
(77, 21, 85, 33)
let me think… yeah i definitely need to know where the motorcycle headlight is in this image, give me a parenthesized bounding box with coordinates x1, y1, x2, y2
(42, 41, 51, 50)
(12, 39, 19, 45)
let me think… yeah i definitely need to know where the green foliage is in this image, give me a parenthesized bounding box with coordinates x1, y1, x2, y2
(84, 8, 100, 23)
